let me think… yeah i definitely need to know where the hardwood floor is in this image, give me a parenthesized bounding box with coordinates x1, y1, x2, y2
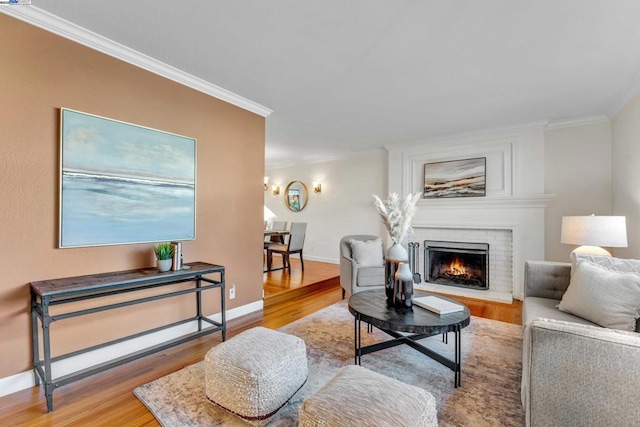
(263, 258, 340, 306)
(0, 261, 521, 426)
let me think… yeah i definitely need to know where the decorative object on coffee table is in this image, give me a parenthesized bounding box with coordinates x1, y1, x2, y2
(154, 242, 174, 272)
(414, 295, 464, 314)
(384, 260, 400, 301)
(372, 192, 421, 302)
(393, 261, 414, 308)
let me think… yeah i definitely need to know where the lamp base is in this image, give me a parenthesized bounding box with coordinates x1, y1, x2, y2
(571, 246, 612, 257)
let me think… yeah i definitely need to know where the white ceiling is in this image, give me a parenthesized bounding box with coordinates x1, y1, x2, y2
(21, 1, 640, 168)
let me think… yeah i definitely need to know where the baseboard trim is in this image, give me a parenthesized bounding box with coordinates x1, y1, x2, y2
(304, 255, 338, 264)
(0, 300, 263, 398)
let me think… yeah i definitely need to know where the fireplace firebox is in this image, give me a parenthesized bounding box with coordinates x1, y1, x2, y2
(423, 240, 489, 290)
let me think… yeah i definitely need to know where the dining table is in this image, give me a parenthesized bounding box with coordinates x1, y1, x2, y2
(264, 230, 289, 243)
(263, 230, 290, 238)
(263, 230, 289, 272)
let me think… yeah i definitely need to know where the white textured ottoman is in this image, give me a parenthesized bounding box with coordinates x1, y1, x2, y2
(299, 365, 438, 427)
(204, 326, 307, 423)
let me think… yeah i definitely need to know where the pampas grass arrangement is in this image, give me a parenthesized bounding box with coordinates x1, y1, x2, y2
(372, 192, 422, 244)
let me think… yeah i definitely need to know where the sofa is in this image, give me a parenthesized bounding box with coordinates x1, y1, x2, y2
(521, 259, 640, 427)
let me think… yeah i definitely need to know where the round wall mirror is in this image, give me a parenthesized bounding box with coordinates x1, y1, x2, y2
(284, 181, 308, 212)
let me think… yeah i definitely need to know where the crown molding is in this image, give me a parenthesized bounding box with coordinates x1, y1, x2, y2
(545, 115, 610, 130)
(0, 6, 272, 117)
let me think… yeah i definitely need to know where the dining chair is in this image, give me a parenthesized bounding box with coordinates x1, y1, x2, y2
(267, 222, 307, 274)
(264, 221, 288, 252)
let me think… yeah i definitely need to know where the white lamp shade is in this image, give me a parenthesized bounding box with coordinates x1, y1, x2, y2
(560, 216, 628, 248)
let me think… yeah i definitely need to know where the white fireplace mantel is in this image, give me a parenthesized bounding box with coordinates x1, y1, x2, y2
(388, 127, 554, 301)
(416, 194, 554, 210)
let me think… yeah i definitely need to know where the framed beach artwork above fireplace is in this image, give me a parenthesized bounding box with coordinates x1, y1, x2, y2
(423, 157, 486, 199)
(59, 108, 196, 248)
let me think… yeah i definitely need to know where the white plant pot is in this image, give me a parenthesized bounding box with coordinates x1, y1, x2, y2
(157, 259, 172, 272)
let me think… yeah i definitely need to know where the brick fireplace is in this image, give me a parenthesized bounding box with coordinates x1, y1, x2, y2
(424, 240, 490, 290)
(412, 227, 514, 302)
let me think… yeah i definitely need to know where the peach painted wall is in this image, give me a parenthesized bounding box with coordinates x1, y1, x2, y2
(0, 15, 265, 378)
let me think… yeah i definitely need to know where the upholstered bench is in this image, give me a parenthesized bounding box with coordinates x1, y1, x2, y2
(299, 365, 438, 426)
(204, 326, 307, 424)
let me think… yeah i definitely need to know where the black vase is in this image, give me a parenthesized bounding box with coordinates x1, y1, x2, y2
(393, 262, 414, 308)
(384, 260, 400, 302)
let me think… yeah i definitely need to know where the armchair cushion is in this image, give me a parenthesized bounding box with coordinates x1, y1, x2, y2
(524, 297, 597, 328)
(349, 238, 384, 267)
(558, 260, 640, 332)
(356, 266, 385, 287)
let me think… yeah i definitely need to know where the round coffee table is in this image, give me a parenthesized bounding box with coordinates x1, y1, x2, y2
(348, 289, 471, 387)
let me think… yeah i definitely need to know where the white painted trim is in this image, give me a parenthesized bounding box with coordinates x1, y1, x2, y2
(413, 222, 520, 230)
(415, 194, 554, 210)
(0, 6, 272, 118)
(511, 224, 523, 300)
(545, 115, 610, 130)
(0, 371, 33, 399)
(415, 284, 513, 304)
(0, 300, 263, 398)
(304, 255, 339, 264)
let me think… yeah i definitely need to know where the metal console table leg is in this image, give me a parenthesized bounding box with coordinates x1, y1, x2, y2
(41, 296, 54, 412)
(30, 262, 226, 412)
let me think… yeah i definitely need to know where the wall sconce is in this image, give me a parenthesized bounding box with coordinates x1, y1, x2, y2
(272, 185, 280, 196)
(313, 182, 322, 193)
(264, 176, 269, 192)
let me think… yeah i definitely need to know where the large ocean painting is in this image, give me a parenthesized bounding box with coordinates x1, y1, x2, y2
(59, 108, 196, 248)
(423, 157, 486, 199)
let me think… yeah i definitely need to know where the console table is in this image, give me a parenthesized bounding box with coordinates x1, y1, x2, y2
(30, 261, 225, 412)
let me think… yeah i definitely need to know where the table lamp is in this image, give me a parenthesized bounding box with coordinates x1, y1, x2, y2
(560, 215, 627, 256)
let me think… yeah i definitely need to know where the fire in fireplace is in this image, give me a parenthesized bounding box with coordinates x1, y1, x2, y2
(423, 240, 489, 290)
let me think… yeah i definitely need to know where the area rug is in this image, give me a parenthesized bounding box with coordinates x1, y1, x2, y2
(134, 301, 524, 426)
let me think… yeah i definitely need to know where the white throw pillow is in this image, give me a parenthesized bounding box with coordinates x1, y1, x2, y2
(570, 252, 640, 277)
(349, 239, 384, 267)
(559, 260, 640, 332)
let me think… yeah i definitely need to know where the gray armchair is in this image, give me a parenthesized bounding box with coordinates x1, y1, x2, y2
(339, 235, 385, 299)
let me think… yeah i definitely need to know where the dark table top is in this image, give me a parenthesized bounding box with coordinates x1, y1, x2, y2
(348, 289, 471, 335)
(30, 261, 224, 298)
(264, 230, 289, 236)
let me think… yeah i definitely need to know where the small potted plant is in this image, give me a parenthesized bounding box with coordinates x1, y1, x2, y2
(154, 242, 174, 272)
